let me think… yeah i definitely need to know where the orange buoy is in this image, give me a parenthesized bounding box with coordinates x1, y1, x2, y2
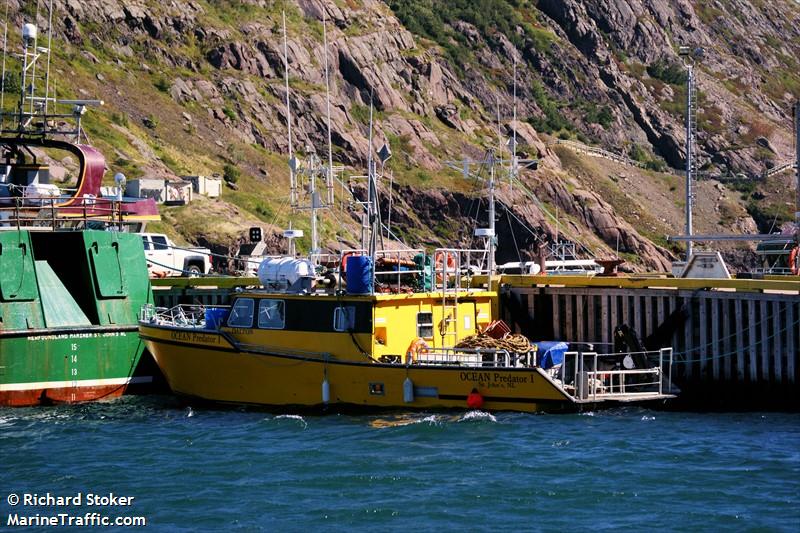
(466, 388, 484, 409)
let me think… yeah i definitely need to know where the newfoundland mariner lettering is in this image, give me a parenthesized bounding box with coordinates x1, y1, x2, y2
(459, 372, 535, 389)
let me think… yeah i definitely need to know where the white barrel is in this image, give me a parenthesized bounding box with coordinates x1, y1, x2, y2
(403, 377, 414, 403)
(321, 378, 330, 404)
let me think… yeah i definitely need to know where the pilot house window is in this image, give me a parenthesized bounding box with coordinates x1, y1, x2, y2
(258, 300, 285, 329)
(417, 312, 434, 339)
(333, 306, 356, 332)
(228, 298, 254, 328)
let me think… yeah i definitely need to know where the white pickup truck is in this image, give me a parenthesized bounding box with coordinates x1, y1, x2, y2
(139, 233, 212, 277)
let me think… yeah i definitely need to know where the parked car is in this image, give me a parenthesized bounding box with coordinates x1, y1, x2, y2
(139, 233, 212, 277)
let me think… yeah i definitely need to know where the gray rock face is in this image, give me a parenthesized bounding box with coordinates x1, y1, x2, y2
(37, 0, 799, 269)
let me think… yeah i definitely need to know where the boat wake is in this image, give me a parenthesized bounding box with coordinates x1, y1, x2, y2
(273, 414, 308, 429)
(369, 414, 442, 428)
(458, 410, 498, 423)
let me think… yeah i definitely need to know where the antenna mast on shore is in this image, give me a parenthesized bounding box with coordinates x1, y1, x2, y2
(680, 46, 703, 259)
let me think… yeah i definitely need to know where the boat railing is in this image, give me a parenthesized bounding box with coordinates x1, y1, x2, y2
(559, 348, 674, 401)
(753, 267, 794, 276)
(410, 346, 537, 367)
(0, 193, 135, 230)
(337, 248, 428, 292)
(432, 247, 491, 291)
(140, 304, 227, 329)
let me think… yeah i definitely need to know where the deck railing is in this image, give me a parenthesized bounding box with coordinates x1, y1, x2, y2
(411, 347, 537, 367)
(0, 193, 131, 229)
(140, 304, 218, 328)
(562, 348, 673, 401)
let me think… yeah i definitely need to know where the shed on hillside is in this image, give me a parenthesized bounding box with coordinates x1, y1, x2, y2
(186, 175, 222, 198)
(164, 180, 193, 205)
(126, 178, 166, 203)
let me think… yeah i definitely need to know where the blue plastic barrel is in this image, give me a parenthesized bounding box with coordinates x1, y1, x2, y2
(204, 307, 230, 330)
(345, 255, 373, 294)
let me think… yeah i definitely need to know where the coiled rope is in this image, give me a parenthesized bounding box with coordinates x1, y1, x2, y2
(455, 333, 531, 353)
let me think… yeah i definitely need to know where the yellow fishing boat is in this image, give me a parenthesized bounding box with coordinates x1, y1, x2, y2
(139, 248, 675, 413)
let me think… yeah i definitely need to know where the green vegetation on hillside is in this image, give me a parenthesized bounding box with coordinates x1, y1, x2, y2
(386, 0, 547, 68)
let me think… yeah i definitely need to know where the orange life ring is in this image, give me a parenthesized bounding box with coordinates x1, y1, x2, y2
(405, 337, 429, 364)
(341, 252, 358, 275)
(790, 246, 800, 275)
(434, 251, 457, 284)
(435, 251, 457, 270)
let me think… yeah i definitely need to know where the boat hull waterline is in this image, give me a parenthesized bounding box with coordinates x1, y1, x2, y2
(140, 325, 581, 413)
(0, 327, 151, 406)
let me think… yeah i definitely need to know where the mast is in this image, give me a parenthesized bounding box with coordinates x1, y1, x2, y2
(0, 0, 9, 132)
(283, 11, 296, 207)
(367, 97, 378, 293)
(795, 101, 800, 235)
(488, 151, 496, 276)
(43, 0, 53, 117)
(310, 159, 318, 256)
(511, 56, 518, 192)
(323, 10, 334, 206)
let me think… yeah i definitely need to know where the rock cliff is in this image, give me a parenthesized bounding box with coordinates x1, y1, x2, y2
(8, 0, 797, 270)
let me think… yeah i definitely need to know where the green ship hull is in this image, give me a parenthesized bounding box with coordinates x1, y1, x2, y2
(0, 230, 155, 406)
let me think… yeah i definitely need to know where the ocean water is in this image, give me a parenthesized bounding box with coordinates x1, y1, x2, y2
(1, 397, 799, 531)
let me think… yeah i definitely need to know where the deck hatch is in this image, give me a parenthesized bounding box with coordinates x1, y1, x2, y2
(0, 235, 37, 301)
(89, 238, 127, 298)
(333, 306, 356, 332)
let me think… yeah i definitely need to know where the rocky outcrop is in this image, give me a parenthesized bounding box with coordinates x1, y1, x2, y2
(25, 0, 798, 270)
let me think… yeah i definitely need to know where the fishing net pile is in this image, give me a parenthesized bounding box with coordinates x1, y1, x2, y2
(455, 333, 531, 353)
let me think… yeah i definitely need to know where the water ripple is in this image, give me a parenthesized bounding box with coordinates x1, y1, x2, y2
(1, 399, 798, 531)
